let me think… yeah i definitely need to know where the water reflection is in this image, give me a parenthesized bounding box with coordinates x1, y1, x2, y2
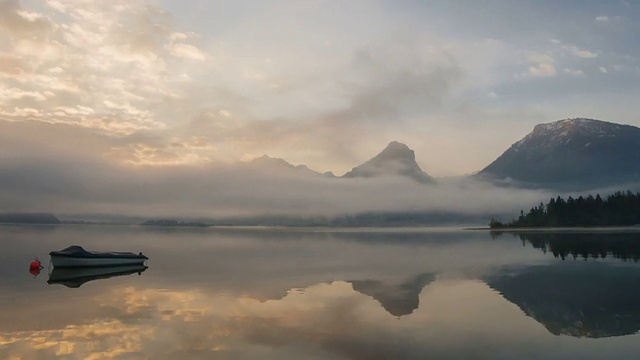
(4, 226, 640, 359)
(0, 281, 545, 359)
(349, 273, 435, 317)
(48, 264, 148, 288)
(5, 278, 640, 359)
(492, 231, 640, 261)
(487, 261, 640, 338)
(488, 230, 640, 339)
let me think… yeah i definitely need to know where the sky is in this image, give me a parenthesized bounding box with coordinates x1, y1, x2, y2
(1, 0, 639, 217)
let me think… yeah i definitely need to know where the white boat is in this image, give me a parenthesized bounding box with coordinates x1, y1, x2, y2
(49, 245, 148, 268)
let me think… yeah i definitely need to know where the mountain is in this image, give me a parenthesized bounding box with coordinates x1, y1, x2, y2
(246, 155, 323, 176)
(0, 213, 60, 224)
(342, 141, 435, 184)
(477, 118, 640, 189)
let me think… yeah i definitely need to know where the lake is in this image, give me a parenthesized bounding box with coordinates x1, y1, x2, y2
(2, 225, 640, 359)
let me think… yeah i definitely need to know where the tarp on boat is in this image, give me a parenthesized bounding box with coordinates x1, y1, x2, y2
(49, 245, 148, 259)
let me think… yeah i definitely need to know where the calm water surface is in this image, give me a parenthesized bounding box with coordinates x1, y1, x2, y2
(2, 225, 640, 359)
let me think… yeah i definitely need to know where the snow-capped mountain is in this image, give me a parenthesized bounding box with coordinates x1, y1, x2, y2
(342, 141, 435, 184)
(477, 118, 640, 189)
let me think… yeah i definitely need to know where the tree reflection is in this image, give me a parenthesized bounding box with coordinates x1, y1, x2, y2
(491, 231, 640, 261)
(487, 262, 640, 338)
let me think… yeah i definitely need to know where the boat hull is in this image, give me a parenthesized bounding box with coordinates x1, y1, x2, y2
(49, 245, 148, 268)
(50, 255, 147, 268)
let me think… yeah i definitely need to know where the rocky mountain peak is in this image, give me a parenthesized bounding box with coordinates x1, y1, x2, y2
(343, 141, 434, 184)
(378, 141, 415, 159)
(477, 118, 640, 189)
(516, 118, 624, 150)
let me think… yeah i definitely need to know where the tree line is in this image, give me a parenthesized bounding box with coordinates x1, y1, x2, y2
(490, 190, 640, 228)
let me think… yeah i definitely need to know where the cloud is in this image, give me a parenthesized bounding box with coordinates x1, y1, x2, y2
(595, 15, 623, 24)
(172, 39, 466, 173)
(563, 68, 584, 76)
(525, 54, 557, 77)
(0, 0, 200, 137)
(528, 54, 554, 64)
(109, 136, 216, 166)
(529, 63, 556, 77)
(165, 42, 206, 60)
(0, 0, 54, 38)
(571, 48, 598, 59)
(0, 87, 49, 101)
(548, 39, 598, 59)
(1, 0, 639, 181)
(346, 43, 465, 116)
(561, 44, 597, 59)
(45, 0, 67, 13)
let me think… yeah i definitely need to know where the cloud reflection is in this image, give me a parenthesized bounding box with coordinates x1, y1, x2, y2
(4, 277, 640, 359)
(5, 227, 640, 358)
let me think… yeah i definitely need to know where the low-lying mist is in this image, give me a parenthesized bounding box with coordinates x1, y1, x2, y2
(0, 151, 556, 223)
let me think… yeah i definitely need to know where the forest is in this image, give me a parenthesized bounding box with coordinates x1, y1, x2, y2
(490, 190, 640, 228)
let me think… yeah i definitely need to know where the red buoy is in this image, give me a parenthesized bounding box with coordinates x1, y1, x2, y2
(29, 259, 42, 271)
(29, 258, 42, 277)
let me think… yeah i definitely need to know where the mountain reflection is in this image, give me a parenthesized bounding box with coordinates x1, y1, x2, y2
(349, 273, 435, 317)
(487, 261, 640, 338)
(492, 231, 640, 261)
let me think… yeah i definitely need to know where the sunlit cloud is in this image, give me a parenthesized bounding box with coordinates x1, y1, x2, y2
(570, 48, 598, 59)
(165, 43, 206, 60)
(0, 0, 639, 213)
(0, 0, 192, 138)
(529, 63, 556, 77)
(109, 136, 216, 166)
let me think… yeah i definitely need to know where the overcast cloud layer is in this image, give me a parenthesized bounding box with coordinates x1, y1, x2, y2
(1, 0, 638, 218)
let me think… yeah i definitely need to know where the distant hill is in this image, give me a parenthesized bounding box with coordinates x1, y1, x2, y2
(477, 118, 640, 189)
(197, 210, 489, 227)
(246, 155, 323, 176)
(0, 213, 60, 224)
(343, 141, 435, 184)
(141, 219, 208, 227)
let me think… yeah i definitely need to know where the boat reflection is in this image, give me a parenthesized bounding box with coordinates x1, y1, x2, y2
(48, 264, 148, 288)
